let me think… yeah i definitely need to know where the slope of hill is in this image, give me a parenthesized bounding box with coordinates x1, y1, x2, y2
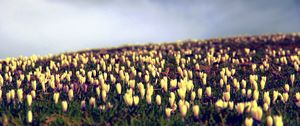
(0, 33, 300, 125)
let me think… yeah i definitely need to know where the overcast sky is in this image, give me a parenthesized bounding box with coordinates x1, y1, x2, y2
(0, 0, 299, 58)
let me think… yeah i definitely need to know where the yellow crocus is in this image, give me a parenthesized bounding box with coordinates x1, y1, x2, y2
(124, 93, 133, 106)
(27, 110, 33, 123)
(116, 83, 122, 95)
(192, 105, 200, 117)
(267, 115, 273, 126)
(273, 115, 283, 126)
(247, 89, 252, 98)
(27, 94, 32, 107)
(177, 88, 186, 100)
(133, 96, 139, 106)
(165, 108, 172, 118)
(223, 92, 230, 101)
(205, 87, 211, 97)
(146, 94, 152, 104)
(68, 89, 74, 101)
(197, 88, 203, 99)
(170, 79, 177, 89)
(228, 101, 234, 110)
(296, 92, 300, 101)
(251, 106, 263, 121)
(235, 103, 245, 114)
(215, 99, 224, 109)
(89, 97, 96, 108)
(245, 117, 253, 126)
(96, 87, 100, 97)
(17, 89, 23, 103)
(273, 91, 279, 104)
(191, 91, 196, 101)
(53, 92, 60, 104)
(156, 95, 161, 105)
(62, 101, 68, 112)
(282, 93, 288, 103)
(241, 79, 247, 89)
(102, 90, 107, 102)
(253, 90, 259, 101)
(180, 105, 188, 118)
(284, 84, 289, 92)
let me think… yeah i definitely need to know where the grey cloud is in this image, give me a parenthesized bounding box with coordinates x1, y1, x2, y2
(0, 0, 299, 58)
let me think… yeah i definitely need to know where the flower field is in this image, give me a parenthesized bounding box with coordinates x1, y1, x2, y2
(0, 33, 300, 125)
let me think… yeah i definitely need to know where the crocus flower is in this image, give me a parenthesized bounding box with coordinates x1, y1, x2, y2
(81, 100, 86, 110)
(253, 90, 259, 101)
(223, 92, 230, 101)
(197, 88, 203, 99)
(267, 116, 273, 126)
(165, 108, 172, 118)
(177, 88, 186, 100)
(205, 87, 211, 97)
(146, 94, 152, 104)
(245, 117, 253, 126)
(27, 94, 32, 107)
(273, 115, 283, 126)
(192, 105, 199, 117)
(62, 101, 68, 112)
(191, 91, 196, 101)
(116, 83, 122, 95)
(235, 103, 245, 114)
(156, 95, 161, 105)
(273, 91, 279, 104)
(89, 97, 96, 108)
(180, 105, 187, 118)
(124, 93, 133, 106)
(53, 92, 60, 104)
(284, 84, 289, 92)
(27, 110, 33, 123)
(251, 106, 263, 121)
(17, 89, 23, 103)
(133, 96, 139, 106)
(68, 89, 74, 101)
(282, 93, 288, 103)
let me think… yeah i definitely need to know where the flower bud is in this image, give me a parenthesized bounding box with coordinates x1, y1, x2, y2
(284, 84, 289, 92)
(192, 105, 199, 117)
(62, 101, 68, 112)
(197, 88, 203, 99)
(236, 103, 245, 114)
(116, 83, 122, 95)
(133, 96, 139, 106)
(27, 94, 32, 107)
(245, 117, 253, 126)
(53, 92, 60, 104)
(27, 110, 33, 123)
(165, 108, 172, 118)
(282, 92, 289, 103)
(251, 106, 263, 121)
(180, 105, 188, 118)
(205, 87, 211, 97)
(146, 94, 152, 104)
(267, 116, 273, 126)
(17, 89, 23, 103)
(223, 92, 230, 101)
(273, 115, 283, 126)
(191, 91, 196, 101)
(89, 97, 96, 108)
(156, 95, 161, 105)
(68, 89, 74, 101)
(253, 90, 259, 101)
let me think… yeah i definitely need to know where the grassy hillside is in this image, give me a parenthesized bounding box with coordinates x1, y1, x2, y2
(0, 33, 300, 125)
